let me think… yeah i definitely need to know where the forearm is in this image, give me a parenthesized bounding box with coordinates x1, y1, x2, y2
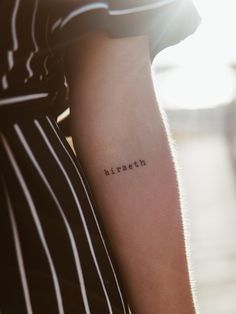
(67, 32, 196, 313)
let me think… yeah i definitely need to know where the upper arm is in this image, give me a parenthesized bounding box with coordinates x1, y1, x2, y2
(65, 32, 161, 151)
(58, 0, 200, 137)
(65, 31, 151, 97)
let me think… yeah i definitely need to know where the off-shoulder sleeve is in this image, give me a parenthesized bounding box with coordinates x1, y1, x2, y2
(50, 0, 201, 60)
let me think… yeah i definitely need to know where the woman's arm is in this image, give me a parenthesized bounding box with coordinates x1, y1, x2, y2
(66, 31, 196, 314)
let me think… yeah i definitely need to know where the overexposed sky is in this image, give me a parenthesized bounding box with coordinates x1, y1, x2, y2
(153, 0, 236, 109)
(156, 0, 236, 67)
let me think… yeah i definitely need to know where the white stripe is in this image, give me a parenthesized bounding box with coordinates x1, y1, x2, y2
(0, 93, 48, 105)
(109, 0, 178, 15)
(2, 179, 33, 314)
(7, 0, 21, 73)
(0, 133, 65, 314)
(35, 120, 114, 314)
(51, 18, 62, 33)
(2, 0, 20, 86)
(46, 117, 128, 313)
(57, 108, 70, 123)
(8, 51, 14, 70)
(24, 0, 39, 81)
(58, 0, 177, 30)
(2, 76, 8, 90)
(14, 124, 91, 314)
(11, 0, 21, 51)
(60, 2, 108, 28)
(25, 52, 34, 80)
(31, 0, 39, 53)
(43, 56, 49, 76)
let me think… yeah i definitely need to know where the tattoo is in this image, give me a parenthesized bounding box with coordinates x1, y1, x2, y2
(104, 159, 147, 176)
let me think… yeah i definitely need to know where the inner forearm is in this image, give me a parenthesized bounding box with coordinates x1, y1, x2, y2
(72, 99, 195, 313)
(68, 32, 196, 313)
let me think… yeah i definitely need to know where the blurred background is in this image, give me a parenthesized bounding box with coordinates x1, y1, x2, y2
(152, 1, 236, 313)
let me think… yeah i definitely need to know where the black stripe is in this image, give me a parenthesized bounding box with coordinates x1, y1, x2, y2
(0, 173, 29, 314)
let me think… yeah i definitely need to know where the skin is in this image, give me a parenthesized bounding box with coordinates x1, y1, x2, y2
(65, 31, 197, 314)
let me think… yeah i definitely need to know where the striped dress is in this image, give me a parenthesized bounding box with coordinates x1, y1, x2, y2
(0, 1, 200, 313)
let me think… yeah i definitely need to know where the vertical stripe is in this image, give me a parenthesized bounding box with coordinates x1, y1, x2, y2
(5, 0, 21, 80)
(2, 76, 8, 90)
(2, 178, 33, 314)
(11, 0, 21, 51)
(1, 0, 20, 87)
(31, 0, 39, 53)
(47, 117, 128, 313)
(14, 124, 91, 314)
(25, 0, 39, 80)
(0, 132, 65, 314)
(7, 51, 14, 71)
(25, 53, 34, 81)
(43, 56, 49, 76)
(35, 119, 114, 314)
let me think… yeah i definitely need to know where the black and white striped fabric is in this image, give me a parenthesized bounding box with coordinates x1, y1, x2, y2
(0, 1, 200, 313)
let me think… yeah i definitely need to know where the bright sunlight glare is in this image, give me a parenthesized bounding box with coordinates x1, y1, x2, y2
(153, 0, 236, 110)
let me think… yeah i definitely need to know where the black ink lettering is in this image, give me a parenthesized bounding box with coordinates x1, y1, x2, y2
(104, 169, 110, 176)
(104, 159, 147, 176)
(140, 159, 146, 166)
